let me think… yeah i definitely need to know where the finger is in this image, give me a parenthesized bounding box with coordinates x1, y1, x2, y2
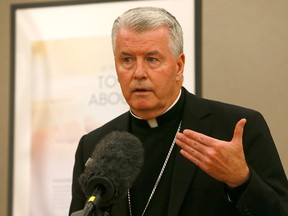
(231, 118, 247, 145)
(179, 145, 208, 168)
(181, 129, 217, 147)
(180, 148, 199, 165)
(176, 134, 195, 153)
(176, 133, 210, 163)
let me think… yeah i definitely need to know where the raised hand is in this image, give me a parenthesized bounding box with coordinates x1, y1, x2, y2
(176, 118, 249, 188)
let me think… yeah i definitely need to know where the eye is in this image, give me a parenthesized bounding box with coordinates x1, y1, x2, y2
(119, 56, 135, 69)
(146, 57, 158, 63)
(146, 56, 161, 68)
(123, 57, 133, 64)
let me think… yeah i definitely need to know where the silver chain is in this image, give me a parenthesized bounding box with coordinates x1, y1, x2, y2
(128, 121, 182, 216)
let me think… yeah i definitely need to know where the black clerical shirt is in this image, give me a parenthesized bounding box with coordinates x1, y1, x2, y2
(128, 92, 185, 216)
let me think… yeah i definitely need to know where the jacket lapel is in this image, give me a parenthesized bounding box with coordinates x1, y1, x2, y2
(168, 90, 212, 216)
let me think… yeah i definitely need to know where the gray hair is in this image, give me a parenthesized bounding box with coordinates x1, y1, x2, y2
(111, 6, 183, 58)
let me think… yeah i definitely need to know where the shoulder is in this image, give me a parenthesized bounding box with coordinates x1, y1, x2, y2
(182, 87, 268, 138)
(183, 87, 261, 118)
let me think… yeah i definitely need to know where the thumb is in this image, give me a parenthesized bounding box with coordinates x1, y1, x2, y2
(232, 118, 247, 145)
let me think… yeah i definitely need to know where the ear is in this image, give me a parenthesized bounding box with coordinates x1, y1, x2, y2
(176, 53, 185, 81)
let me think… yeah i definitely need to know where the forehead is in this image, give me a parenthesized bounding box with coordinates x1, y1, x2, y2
(115, 26, 170, 54)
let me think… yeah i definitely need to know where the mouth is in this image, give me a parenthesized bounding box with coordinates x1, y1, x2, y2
(134, 88, 148, 92)
(132, 87, 151, 94)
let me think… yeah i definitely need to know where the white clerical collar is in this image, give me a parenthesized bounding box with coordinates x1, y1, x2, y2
(130, 89, 182, 128)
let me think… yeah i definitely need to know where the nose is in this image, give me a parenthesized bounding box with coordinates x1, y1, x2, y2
(133, 60, 147, 79)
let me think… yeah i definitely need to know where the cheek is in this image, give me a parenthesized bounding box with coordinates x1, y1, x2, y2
(116, 67, 128, 82)
(117, 73, 130, 86)
(117, 73, 130, 95)
(156, 72, 176, 87)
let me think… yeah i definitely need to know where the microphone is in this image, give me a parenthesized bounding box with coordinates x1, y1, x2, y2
(74, 131, 144, 216)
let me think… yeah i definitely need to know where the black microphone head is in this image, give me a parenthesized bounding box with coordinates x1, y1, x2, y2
(79, 131, 144, 208)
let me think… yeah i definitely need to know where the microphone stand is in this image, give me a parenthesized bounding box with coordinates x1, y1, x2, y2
(71, 186, 104, 216)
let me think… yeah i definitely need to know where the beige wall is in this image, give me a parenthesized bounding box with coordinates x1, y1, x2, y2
(202, 0, 288, 175)
(0, 0, 287, 215)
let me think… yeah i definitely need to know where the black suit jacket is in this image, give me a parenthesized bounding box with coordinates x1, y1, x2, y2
(69, 87, 288, 216)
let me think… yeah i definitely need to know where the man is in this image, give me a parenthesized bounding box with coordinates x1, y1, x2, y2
(69, 6, 288, 216)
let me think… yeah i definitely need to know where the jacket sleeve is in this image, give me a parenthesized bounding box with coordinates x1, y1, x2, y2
(236, 111, 288, 216)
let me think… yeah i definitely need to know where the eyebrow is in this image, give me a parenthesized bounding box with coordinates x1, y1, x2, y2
(119, 51, 132, 56)
(119, 50, 159, 55)
(146, 51, 159, 56)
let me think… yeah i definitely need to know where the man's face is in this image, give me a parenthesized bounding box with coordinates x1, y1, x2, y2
(114, 26, 184, 119)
